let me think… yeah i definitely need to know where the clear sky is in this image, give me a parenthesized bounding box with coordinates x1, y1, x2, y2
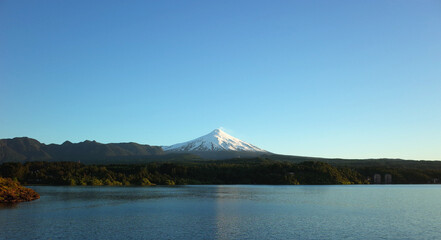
(1, 0, 440, 160)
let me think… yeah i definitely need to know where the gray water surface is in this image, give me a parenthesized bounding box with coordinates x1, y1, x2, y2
(1, 185, 440, 240)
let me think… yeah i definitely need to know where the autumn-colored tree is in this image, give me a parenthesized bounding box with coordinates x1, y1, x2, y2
(0, 177, 40, 203)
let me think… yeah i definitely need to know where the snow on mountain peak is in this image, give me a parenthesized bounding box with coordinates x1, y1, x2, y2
(163, 129, 267, 152)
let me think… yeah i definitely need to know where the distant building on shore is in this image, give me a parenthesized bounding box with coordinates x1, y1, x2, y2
(385, 174, 392, 184)
(372, 173, 392, 184)
(373, 174, 381, 184)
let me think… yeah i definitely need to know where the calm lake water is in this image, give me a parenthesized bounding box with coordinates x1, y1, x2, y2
(1, 185, 440, 240)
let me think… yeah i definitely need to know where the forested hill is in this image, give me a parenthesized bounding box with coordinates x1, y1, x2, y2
(0, 137, 164, 164)
(0, 161, 368, 185)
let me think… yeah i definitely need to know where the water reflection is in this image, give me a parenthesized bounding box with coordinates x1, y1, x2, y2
(0, 202, 18, 208)
(212, 186, 244, 240)
(1, 185, 441, 240)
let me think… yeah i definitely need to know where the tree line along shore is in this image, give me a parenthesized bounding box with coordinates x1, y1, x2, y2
(1, 159, 440, 187)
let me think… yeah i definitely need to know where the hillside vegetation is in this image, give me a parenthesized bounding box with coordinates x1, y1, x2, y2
(0, 161, 367, 186)
(0, 177, 40, 203)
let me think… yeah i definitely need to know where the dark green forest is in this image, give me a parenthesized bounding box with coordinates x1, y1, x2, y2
(1, 159, 440, 186)
(0, 160, 368, 186)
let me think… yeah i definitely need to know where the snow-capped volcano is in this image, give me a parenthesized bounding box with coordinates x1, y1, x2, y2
(163, 129, 267, 153)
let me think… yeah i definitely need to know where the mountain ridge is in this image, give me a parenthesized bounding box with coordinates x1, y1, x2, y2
(0, 129, 270, 162)
(0, 137, 164, 164)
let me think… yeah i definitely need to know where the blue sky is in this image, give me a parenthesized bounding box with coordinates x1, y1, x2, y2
(1, 0, 440, 160)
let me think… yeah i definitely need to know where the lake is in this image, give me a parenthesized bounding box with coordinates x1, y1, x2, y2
(1, 185, 440, 239)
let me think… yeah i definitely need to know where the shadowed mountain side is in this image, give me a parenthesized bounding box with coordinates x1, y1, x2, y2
(165, 150, 270, 160)
(44, 140, 163, 162)
(0, 137, 52, 162)
(87, 153, 204, 165)
(0, 137, 164, 164)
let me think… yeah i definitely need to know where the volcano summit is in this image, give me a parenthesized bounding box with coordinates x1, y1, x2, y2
(163, 129, 269, 159)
